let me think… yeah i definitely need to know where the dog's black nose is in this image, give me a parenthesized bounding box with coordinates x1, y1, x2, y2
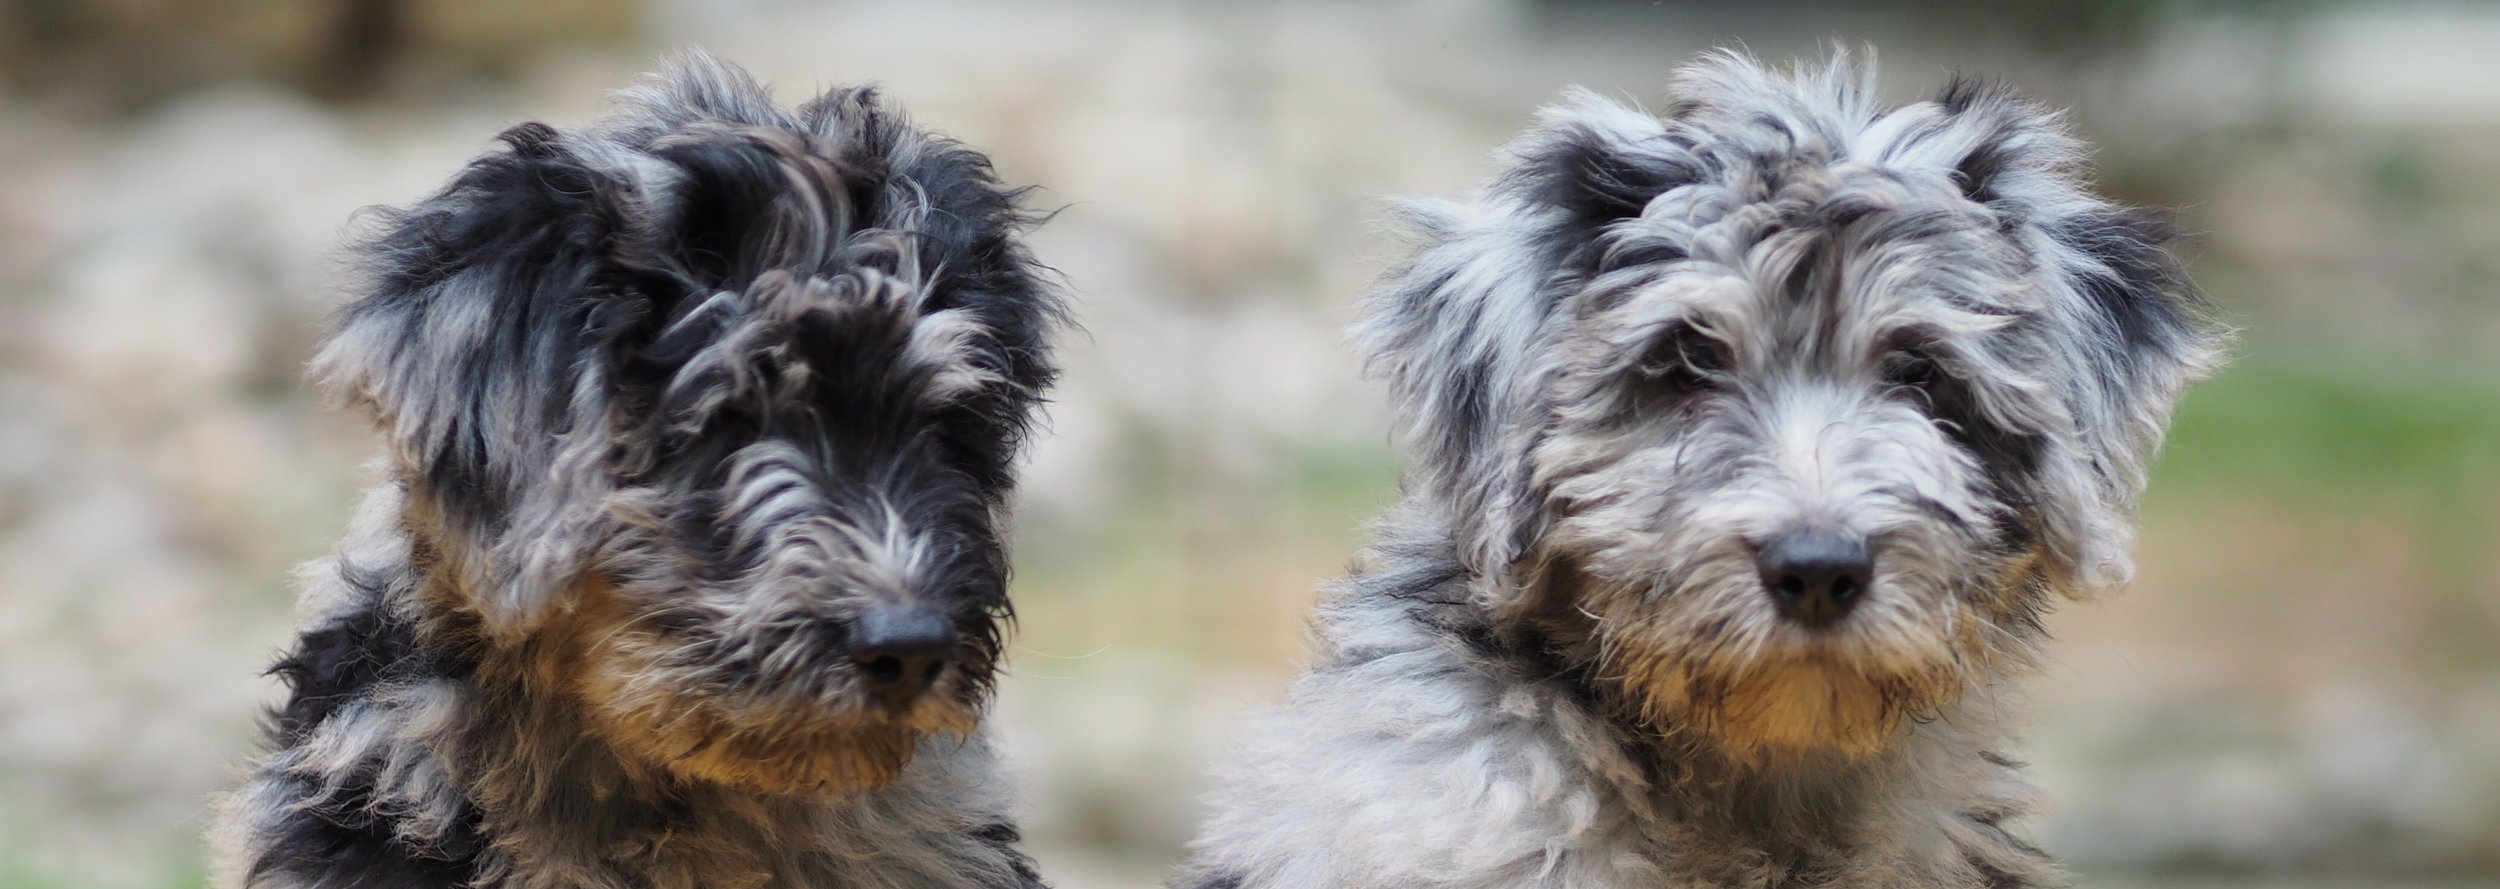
(849, 603, 956, 706)
(1757, 529, 1873, 628)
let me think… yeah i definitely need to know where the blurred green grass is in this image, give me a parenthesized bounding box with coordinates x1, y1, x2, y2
(2150, 349, 2500, 599)
(2157, 352, 2500, 502)
(0, 853, 198, 889)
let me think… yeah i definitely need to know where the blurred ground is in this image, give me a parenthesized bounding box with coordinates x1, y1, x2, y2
(0, 1, 2494, 887)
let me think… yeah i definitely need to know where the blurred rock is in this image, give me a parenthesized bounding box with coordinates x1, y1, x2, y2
(0, 0, 641, 105)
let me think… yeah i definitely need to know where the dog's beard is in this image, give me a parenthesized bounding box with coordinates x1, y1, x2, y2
(1555, 524, 2005, 762)
(549, 579, 986, 795)
(1601, 627, 1962, 760)
(587, 688, 979, 794)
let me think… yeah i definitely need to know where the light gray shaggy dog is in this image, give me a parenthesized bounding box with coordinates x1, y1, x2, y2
(212, 54, 1063, 889)
(1181, 51, 2222, 889)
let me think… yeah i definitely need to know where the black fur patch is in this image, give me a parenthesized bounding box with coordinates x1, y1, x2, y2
(1503, 123, 1705, 291)
(1926, 362, 2047, 492)
(1509, 122, 1699, 235)
(1953, 142, 2012, 207)
(1935, 74, 2009, 116)
(1967, 855, 2027, 889)
(1935, 75, 2026, 208)
(266, 567, 466, 746)
(247, 771, 483, 889)
(254, 582, 483, 888)
(1178, 872, 1245, 889)
(966, 824, 1046, 888)
(2043, 205, 2212, 439)
(2051, 207, 2203, 362)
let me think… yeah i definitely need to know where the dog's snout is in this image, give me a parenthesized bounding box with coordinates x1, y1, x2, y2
(849, 603, 956, 706)
(1756, 529, 1873, 628)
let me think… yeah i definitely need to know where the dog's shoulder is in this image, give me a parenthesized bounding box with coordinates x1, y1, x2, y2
(214, 501, 486, 889)
(1183, 522, 1669, 888)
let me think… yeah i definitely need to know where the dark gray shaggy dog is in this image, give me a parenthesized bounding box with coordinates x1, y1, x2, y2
(212, 54, 1063, 889)
(1181, 51, 2222, 889)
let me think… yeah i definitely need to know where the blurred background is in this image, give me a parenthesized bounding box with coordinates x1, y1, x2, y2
(1, 0, 2495, 886)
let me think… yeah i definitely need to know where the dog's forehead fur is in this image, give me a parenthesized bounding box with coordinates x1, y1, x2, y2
(1360, 50, 2220, 604)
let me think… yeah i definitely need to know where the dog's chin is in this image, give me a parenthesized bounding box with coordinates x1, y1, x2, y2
(1575, 559, 1981, 762)
(595, 691, 981, 796)
(1641, 661, 1921, 760)
(664, 721, 926, 794)
(1607, 633, 1964, 762)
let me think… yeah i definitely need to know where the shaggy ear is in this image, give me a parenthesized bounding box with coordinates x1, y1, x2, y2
(1935, 76, 2025, 207)
(1360, 91, 1694, 611)
(2032, 204, 2226, 596)
(1503, 89, 1699, 245)
(315, 122, 673, 635)
(1928, 77, 2228, 595)
(1357, 202, 1555, 610)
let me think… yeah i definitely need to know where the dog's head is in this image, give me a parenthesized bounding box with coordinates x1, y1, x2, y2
(1362, 52, 2223, 759)
(316, 55, 1061, 792)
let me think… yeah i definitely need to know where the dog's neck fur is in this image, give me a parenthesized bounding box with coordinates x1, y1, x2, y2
(440, 635, 1035, 889)
(1627, 706, 2048, 888)
(1196, 503, 2058, 889)
(1482, 564, 2048, 887)
(214, 490, 1041, 889)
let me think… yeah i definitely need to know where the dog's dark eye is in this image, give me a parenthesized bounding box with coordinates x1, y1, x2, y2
(1635, 326, 1728, 394)
(1883, 349, 1941, 389)
(1882, 348, 1949, 411)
